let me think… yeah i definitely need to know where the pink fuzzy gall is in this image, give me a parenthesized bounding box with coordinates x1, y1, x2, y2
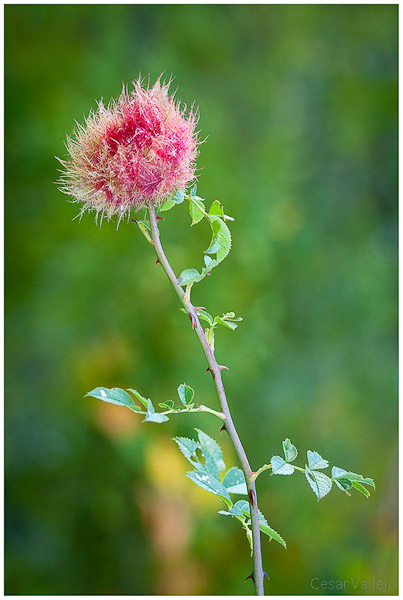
(57, 76, 199, 223)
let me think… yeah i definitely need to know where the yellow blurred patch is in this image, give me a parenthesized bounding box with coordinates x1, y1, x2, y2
(94, 401, 140, 438)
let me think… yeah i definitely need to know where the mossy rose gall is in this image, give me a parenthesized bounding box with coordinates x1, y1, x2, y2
(57, 76, 199, 223)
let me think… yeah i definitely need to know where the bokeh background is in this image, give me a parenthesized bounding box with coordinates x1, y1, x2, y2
(5, 4, 397, 595)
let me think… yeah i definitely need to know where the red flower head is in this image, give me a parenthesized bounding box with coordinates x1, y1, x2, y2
(57, 76, 199, 223)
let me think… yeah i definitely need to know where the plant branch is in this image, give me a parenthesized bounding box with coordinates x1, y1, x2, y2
(147, 202, 265, 595)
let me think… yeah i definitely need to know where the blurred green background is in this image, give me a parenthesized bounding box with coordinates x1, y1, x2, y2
(5, 4, 397, 595)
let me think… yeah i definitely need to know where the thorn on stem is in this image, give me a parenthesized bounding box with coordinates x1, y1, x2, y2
(156, 216, 165, 222)
(194, 306, 206, 311)
(131, 218, 137, 223)
(189, 313, 197, 329)
(263, 571, 270, 580)
(218, 364, 229, 372)
(155, 258, 160, 266)
(220, 424, 226, 434)
(245, 572, 254, 583)
(249, 489, 256, 508)
(204, 367, 215, 380)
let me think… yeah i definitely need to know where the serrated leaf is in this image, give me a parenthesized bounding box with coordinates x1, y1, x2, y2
(189, 196, 206, 225)
(204, 238, 220, 255)
(196, 308, 214, 326)
(209, 200, 225, 218)
(159, 198, 176, 212)
(218, 502, 245, 520)
(173, 189, 185, 203)
(282, 438, 298, 462)
(200, 446, 221, 480)
(231, 501, 286, 547)
(214, 317, 238, 331)
(205, 327, 215, 352)
(305, 466, 332, 500)
(332, 467, 351, 494)
(271, 455, 295, 475)
(341, 472, 375, 489)
(158, 400, 174, 410)
(86, 387, 140, 412)
(186, 470, 230, 500)
(174, 437, 200, 467)
(177, 383, 195, 406)
(204, 255, 214, 269)
(223, 467, 248, 495)
(143, 412, 169, 423)
(127, 389, 153, 411)
(196, 429, 225, 472)
(259, 522, 287, 548)
(190, 185, 197, 197)
(209, 215, 232, 265)
(221, 312, 242, 321)
(351, 482, 371, 498)
(178, 268, 202, 286)
(307, 450, 329, 470)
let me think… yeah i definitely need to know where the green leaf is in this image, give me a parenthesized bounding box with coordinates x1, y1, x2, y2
(204, 238, 220, 255)
(332, 467, 352, 494)
(159, 199, 176, 212)
(196, 429, 226, 472)
(178, 268, 202, 286)
(186, 470, 230, 500)
(86, 387, 140, 412)
(221, 312, 242, 322)
(307, 450, 329, 470)
(341, 472, 375, 489)
(177, 383, 195, 406)
(204, 255, 214, 269)
(196, 308, 214, 326)
(127, 389, 153, 411)
(173, 189, 185, 203)
(214, 317, 238, 331)
(218, 502, 245, 520)
(282, 438, 298, 462)
(259, 522, 287, 548)
(209, 215, 232, 266)
(189, 196, 206, 225)
(305, 466, 332, 500)
(332, 467, 374, 496)
(190, 185, 197, 197)
(271, 455, 295, 475)
(223, 467, 248, 495)
(158, 400, 174, 410)
(351, 482, 371, 498)
(143, 412, 169, 423)
(200, 447, 221, 480)
(231, 501, 286, 548)
(174, 437, 200, 467)
(205, 327, 215, 351)
(209, 200, 225, 218)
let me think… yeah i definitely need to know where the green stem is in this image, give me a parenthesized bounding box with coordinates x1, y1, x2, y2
(249, 464, 272, 482)
(147, 202, 265, 595)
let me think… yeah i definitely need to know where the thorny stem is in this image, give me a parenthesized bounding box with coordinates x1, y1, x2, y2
(147, 202, 265, 595)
